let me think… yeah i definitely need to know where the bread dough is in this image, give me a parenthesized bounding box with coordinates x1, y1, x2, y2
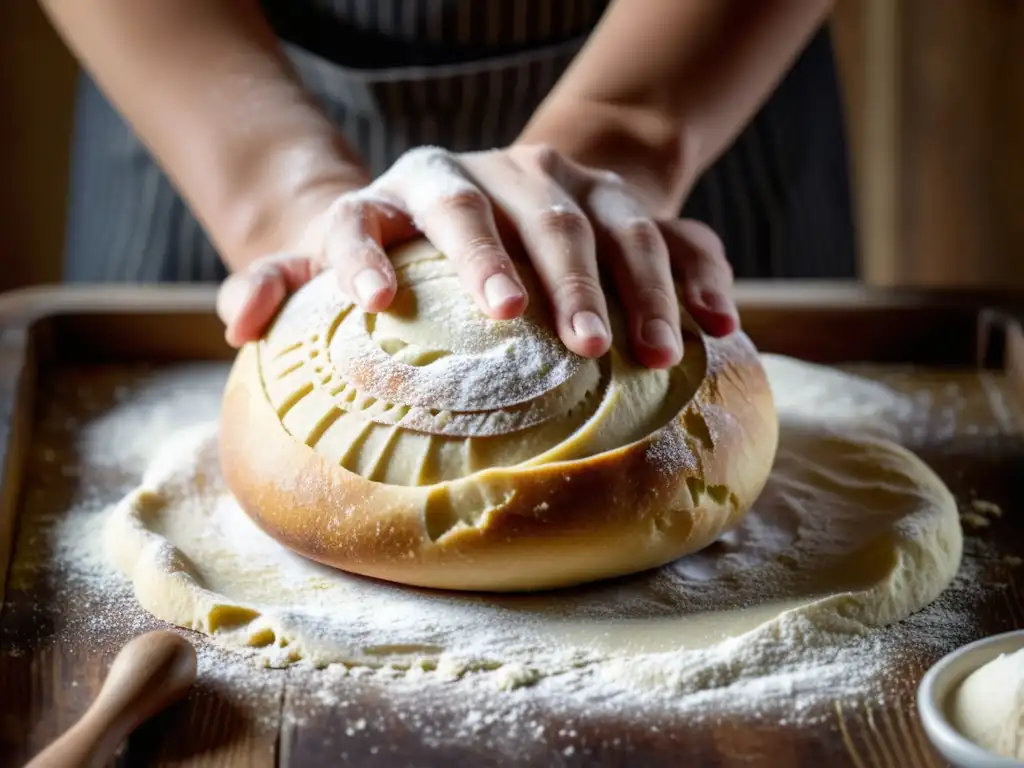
(255, 242, 705, 483)
(105, 356, 962, 682)
(219, 240, 778, 591)
(950, 649, 1024, 759)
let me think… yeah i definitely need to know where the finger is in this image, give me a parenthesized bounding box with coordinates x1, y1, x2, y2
(218, 254, 322, 347)
(583, 179, 681, 367)
(481, 150, 610, 357)
(320, 195, 402, 313)
(601, 218, 682, 369)
(377, 148, 527, 320)
(662, 220, 738, 337)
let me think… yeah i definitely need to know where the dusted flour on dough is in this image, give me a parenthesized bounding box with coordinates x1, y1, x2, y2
(100, 355, 963, 697)
(255, 245, 700, 489)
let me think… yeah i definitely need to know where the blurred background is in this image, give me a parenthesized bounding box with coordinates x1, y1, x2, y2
(3, 0, 1023, 293)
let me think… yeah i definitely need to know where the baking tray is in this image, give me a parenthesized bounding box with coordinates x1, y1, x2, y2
(1, 282, 1024, 767)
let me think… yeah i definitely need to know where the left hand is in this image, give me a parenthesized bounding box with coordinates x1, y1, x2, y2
(219, 144, 738, 369)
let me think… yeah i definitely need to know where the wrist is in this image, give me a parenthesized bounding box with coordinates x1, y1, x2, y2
(214, 133, 370, 271)
(517, 98, 700, 218)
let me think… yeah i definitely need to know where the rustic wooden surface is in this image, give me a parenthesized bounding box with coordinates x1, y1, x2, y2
(2, 295, 1024, 767)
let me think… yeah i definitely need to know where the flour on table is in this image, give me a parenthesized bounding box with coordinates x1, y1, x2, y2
(81, 356, 961, 694)
(759, 354, 914, 440)
(42, 354, 976, 727)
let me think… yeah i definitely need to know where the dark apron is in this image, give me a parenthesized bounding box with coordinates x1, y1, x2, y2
(63, 1, 856, 282)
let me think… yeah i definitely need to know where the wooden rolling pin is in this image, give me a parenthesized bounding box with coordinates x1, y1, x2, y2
(25, 630, 197, 768)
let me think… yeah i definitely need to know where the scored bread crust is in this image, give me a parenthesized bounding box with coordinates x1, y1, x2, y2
(220, 246, 779, 593)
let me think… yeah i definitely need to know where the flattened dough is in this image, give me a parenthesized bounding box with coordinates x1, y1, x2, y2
(104, 355, 962, 680)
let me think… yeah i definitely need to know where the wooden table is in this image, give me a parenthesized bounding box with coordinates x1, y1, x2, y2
(2, 283, 1024, 767)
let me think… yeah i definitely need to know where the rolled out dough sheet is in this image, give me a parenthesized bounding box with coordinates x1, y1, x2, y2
(104, 355, 961, 686)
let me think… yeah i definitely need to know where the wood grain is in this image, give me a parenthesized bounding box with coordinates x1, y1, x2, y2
(2, 291, 1024, 766)
(835, 0, 1024, 289)
(24, 631, 197, 768)
(0, 2, 76, 291)
(0, 328, 35, 609)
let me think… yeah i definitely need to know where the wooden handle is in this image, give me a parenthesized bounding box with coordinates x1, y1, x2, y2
(25, 630, 197, 768)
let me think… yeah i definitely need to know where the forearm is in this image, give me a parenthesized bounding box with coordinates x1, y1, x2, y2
(519, 0, 833, 216)
(40, 0, 367, 268)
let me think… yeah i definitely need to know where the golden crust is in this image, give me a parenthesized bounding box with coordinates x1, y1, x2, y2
(220, 312, 779, 592)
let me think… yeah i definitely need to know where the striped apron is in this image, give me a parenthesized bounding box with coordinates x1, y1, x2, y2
(63, 1, 856, 283)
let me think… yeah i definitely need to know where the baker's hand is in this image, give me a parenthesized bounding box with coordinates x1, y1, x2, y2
(217, 144, 738, 368)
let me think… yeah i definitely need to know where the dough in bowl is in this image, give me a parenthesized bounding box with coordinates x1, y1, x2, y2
(219, 239, 779, 591)
(950, 649, 1024, 760)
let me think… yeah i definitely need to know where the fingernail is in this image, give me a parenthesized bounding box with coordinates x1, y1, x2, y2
(483, 273, 524, 310)
(353, 269, 390, 306)
(571, 311, 609, 342)
(641, 318, 682, 357)
(700, 289, 737, 319)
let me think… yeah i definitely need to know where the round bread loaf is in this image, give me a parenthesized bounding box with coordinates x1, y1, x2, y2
(220, 239, 779, 592)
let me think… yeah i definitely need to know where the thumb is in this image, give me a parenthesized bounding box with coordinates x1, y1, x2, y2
(217, 254, 322, 347)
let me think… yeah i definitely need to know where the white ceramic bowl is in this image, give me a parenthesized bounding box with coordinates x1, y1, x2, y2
(918, 630, 1024, 768)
